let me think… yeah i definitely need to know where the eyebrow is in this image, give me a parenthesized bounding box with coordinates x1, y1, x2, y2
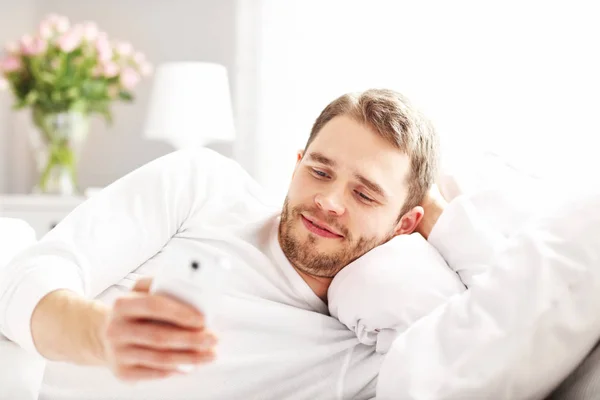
(307, 152, 336, 166)
(355, 174, 387, 198)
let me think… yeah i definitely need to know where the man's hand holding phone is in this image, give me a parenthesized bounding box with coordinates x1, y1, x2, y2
(102, 277, 218, 381)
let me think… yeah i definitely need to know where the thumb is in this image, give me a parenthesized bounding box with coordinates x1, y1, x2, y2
(132, 277, 153, 293)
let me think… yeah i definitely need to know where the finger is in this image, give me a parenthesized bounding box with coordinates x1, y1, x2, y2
(113, 320, 217, 351)
(114, 294, 204, 329)
(115, 365, 176, 382)
(132, 277, 153, 293)
(118, 345, 216, 369)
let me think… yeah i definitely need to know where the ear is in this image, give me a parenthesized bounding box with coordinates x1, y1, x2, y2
(393, 206, 424, 236)
(291, 150, 305, 180)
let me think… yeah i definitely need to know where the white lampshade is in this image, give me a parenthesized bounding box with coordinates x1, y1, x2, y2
(144, 62, 235, 148)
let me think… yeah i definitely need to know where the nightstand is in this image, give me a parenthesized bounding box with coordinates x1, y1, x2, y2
(0, 195, 86, 239)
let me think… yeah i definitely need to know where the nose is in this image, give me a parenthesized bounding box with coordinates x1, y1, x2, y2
(314, 190, 345, 216)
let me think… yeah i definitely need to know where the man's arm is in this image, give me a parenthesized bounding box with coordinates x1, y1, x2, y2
(417, 185, 522, 286)
(377, 187, 600, 399)
(30, 290, 109, 365)
(414, 184, 447, 241)
(0, 149, 226, 370)
(29, 281, 215, 381)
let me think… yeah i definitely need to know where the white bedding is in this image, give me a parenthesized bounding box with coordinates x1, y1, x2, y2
(0, 218, 46, 400)
(377, 184, 600, 399)
(1, 156, 597, 400)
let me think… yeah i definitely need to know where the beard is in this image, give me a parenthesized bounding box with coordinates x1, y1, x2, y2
(278, 197, 395, 278)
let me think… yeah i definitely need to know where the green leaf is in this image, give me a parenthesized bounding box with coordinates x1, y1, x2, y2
(70, 99, 88, 113)
(101, 108, 113, 125)
(40, 70, 54, 84)
(24, 90, 39, 105)
(66, 86, 79, 99)
(13, 99, 27, 109)
(118, 91, 133, 101)
(51, 91, 62, 103)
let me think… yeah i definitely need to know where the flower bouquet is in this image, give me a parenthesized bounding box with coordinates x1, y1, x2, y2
(0, 14, 152, 194)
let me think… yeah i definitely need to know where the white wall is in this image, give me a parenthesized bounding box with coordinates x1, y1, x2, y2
(3, 1, 599, 197)
(1, 0, 238, 193)
(232, 0, 261, 178)
(246, 0, 600, 201)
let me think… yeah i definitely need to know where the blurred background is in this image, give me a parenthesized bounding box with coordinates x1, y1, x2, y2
(1, 0, 599, 205)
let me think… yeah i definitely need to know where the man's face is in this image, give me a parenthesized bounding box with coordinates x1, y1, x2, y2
(279, 115, 419, 278)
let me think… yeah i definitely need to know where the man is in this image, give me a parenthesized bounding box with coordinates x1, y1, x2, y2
(2, 89, 599, 400)
(0, 89, 443, 399)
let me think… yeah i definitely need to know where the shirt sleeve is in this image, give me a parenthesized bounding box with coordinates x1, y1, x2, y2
(0, 147, 223, 355)
(427, 192, 508, 287)
(376, 187, 600, 399)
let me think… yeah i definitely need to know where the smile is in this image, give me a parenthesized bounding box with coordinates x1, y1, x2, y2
(301, 215, 344, 239)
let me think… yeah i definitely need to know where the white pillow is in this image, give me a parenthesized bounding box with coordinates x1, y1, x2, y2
(327, 233, 465, 353)
(0, 218, 46, 400)
(0, 218, 37, 268)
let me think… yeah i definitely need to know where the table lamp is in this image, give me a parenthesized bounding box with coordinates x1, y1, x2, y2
(144, 62, 235, 148)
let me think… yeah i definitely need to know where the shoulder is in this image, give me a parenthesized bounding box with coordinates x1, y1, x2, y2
(150, 147, 248, 185)
(159, 147, 235, 169)
(178, 147, 280, 210)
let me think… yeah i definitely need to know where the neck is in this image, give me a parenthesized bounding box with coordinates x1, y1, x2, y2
(292, 267, 332, 302)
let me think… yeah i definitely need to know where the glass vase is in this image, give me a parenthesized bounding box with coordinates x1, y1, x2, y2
(29, 109, 90, 195)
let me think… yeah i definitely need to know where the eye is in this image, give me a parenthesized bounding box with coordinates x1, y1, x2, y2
(356, 191, 374, 203)
(311, 168, 330, 179)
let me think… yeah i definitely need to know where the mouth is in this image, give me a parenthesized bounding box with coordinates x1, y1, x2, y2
(300, 214, 344, 239)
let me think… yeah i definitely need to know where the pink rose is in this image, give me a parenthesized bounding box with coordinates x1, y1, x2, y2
(119, 67, 140, 90)
(115, 41, 133, 56)
(1, 56, 22, 72)
(97, 47, 113, 62)
(96, 31, 109, 43)
(57, 26, 83, 53)
(82, 21, 99, 41)
(21, 34, 47, 56)
(102, 62, 119, 78)
(139, 61, 153, 77)
(38, 20, 54, 40)
(55, 16, 70, 33)
(4, 41, 19, 54)
(95, 33, 113, 62)
(23, 37, 47, 56)
(41, 14, 70, 33)
(19, 35, 34, 53)
(44, 13, 61, 25)
(133, 51, 145, 64)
